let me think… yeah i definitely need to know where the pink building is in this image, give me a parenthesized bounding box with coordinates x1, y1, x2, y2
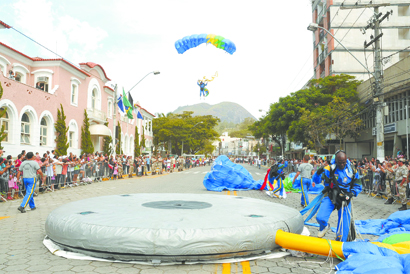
(0, 35, 154, 157)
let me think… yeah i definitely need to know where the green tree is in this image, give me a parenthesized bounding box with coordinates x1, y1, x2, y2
(324, 97, 363, 147)
(55, 104, 69, 156)
(102, 120, 113, 156)
(80, 109, 94, 154)
(141, 127, 146, 151)
(298, 108, 328, 153)
(134, 126, 140, 157)
(0, 82, 7, 149)
(251, 74, 361, 146)
(152, 111, 220, 155)
(116, 121, 123, 154)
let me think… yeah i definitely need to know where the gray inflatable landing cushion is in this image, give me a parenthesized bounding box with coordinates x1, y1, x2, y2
(45, 193, 303, 262)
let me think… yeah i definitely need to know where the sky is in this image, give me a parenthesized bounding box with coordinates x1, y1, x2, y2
(0, 0, 314, 119)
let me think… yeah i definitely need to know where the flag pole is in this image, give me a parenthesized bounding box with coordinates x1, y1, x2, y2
(113, 84, 117, 157)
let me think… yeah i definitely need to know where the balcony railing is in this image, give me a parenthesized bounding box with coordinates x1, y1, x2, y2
(87, 108, 106, 122)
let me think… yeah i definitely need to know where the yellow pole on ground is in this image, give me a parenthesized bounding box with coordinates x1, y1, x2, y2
(275, 229, 344, 259)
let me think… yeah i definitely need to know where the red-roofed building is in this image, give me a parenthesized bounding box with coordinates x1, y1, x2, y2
(0, 42, 155, 158)
(0, 20, 11, 30)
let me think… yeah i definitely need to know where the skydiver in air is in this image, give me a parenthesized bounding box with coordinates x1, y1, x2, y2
(197, 80, 208, 100)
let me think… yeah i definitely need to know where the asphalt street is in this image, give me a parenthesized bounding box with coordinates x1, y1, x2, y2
(0, 163, 398, 274)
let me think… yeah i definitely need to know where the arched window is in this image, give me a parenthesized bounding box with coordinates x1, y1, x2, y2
(0, 108, 9, 142)
(21, 113, 30, 144)
(40, 118, 47, 146)
(92, 88, 97, 109)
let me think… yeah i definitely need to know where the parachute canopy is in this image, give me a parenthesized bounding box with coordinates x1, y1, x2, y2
(175, 34, 236, 55)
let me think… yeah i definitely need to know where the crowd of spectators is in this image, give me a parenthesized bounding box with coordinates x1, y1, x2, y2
(0, 149, 215, 202)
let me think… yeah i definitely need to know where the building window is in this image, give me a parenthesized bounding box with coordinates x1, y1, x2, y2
(21, 113, 30, 144)
(14, 72, 22, 82)
(398, 5, 410, 16)
(40, 118, 47, 146)
(398, 28, 410, 40)
(0, 108, 8, 142)
(92, 88, 97, 109)
(71, 84, 78, 105)
(69, 131, 74, 148)
(108, 101, 112, 118)
(36, 76, 49, 92)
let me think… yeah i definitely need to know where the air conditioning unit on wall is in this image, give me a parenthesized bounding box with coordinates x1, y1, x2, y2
(37, 76, 49, 82)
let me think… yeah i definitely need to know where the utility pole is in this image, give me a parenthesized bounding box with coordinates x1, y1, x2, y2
(343, 3, 391, 162)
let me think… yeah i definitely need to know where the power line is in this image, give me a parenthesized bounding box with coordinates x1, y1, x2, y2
(286, 0, 350, 93)
(9, 25, 111, 86)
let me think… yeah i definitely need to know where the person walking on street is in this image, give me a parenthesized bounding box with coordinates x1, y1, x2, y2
(292, 155, 315, 207)
(17, 152, 43, 213)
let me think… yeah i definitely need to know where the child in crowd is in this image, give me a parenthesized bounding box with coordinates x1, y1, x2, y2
(113, 164, 118, 180)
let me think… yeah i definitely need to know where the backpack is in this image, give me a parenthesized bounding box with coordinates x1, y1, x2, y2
(269, 164, 280, 179)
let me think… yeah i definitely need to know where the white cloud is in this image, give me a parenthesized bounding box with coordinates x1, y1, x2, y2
(10, 0, 107, 61)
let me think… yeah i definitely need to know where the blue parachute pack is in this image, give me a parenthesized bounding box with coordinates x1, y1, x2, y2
(203, 155, 263, 192)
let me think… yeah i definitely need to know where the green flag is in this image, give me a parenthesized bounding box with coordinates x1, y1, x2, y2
(123, 89, 133, 119)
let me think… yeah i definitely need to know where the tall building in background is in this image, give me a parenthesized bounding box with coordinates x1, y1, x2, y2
(311, 0, 410, 80)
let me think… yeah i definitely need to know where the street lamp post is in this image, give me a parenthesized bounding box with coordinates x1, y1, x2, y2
(307, 23, 384, 161)
(112, 71, 160, 157)
(181, 121, 203, 156)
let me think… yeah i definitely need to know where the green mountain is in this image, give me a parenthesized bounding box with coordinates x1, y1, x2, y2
(172, 102, 256, 124)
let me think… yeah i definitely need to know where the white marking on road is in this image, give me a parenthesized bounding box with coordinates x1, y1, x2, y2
(193, 172, 200, 174)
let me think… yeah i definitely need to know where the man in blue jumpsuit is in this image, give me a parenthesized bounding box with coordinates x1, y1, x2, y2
(267, 160, 288, 198)
(316, 151, 362, 241)
(197, 80, 207, 99)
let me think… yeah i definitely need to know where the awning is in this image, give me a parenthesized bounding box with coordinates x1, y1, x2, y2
(89, 124, 111, 137)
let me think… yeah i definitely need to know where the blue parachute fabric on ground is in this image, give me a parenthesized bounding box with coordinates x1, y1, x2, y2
(342, 241, 399, 257)
(203, 155, 263, 192)
(401, 254, 410, 274)
(335, 254, 402, 273)
(354, 219, 385, 235)
(355, 210, 410, 235)
(336, 241, 410, 274)
(287, 172, 324, 194)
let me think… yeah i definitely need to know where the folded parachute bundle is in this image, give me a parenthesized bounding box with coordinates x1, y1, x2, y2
(203, 155, 262, 192)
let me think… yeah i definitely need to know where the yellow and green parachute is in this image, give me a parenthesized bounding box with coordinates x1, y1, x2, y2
(175, 34, 236, 54)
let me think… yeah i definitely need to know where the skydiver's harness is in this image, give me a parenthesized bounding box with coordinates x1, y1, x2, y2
(321, 165, 358, 211)
(269, 163, 285, 181)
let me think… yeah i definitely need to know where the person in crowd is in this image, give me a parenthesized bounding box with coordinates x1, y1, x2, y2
(17, 152, 43, 213)
(0, 158, 11, 202)
(113, 163, 118, 180)
(383, 159, 409, 211)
